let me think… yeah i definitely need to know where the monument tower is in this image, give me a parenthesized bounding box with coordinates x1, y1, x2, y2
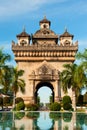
(12, 17, 78, 105)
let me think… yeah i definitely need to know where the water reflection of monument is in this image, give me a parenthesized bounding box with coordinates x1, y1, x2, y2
(0, 112, 87, 129)
(14, 112, 76, 130)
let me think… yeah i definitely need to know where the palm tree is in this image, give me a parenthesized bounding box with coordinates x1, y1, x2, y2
(0, 48, 11, 65)
(1, 66, 13, 93)
(0, 49, 12, 109)
(76, 49, 87, 94)
(60, 63, 86, 111)
(11, 67, 25, 109)
(76, 49, 87, 71)
(0, 48, 11, 86)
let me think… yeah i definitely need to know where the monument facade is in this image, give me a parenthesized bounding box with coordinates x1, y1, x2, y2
(12, 17, 78, 106)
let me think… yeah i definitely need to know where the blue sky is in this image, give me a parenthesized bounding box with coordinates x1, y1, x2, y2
(0, 0, 87, 103)
(0, 0, 87, 64)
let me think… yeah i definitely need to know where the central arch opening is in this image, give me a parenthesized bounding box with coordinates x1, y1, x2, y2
(38, 87, 52, 104)
(35, 82, 54, 109)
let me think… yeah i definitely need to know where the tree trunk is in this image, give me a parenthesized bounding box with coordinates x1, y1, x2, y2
(13, 93, 16, 109)
(72, 90, 76, 111)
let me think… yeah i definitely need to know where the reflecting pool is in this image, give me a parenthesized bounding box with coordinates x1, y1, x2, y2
(0, 111, 87, 130)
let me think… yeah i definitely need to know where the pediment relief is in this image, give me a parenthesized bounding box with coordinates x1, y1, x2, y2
(36, 61, 54, 75)
(30, 61, 59, 80)
(37, 64, 52, 75)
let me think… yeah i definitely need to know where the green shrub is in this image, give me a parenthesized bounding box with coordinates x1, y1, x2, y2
(3, 97, 10, 107)
(50, 102, 61, 111)
(63, 103, 72, 110)
(15, 97, 24, 104)
(62, 95, 72, 104)
(77, 94, 83, 106)
(16, 102, 25, 111)
(26, 104, 39, 111)
(62, 95, 73, 110)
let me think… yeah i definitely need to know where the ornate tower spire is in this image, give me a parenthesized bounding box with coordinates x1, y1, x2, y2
(39, 16, 51, 29)
(44, 15, 46, 19)
(23, 25, 26, 32)
(64, 26, 67, 32)
(16, 26, 30, 45)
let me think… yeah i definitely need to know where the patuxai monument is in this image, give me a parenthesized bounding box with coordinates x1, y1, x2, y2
(12, 16, 78, 108)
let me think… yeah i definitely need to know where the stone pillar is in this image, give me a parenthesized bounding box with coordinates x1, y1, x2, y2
(28, 80, 35, 104)
(54, 80, 59, 102)
(33, 80, 36, 103)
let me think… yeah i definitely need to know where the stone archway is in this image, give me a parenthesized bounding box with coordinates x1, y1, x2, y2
(12, 17, 78, 109)
(28, 60, 61, 104)
(34, 81, 54, 104)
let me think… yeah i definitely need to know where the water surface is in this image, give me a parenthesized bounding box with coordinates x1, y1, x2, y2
(0, 111, 87, 130)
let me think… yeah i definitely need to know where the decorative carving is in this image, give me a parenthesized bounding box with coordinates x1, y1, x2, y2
(20, 40, 27, 46)
(39, 65, 48, 74)
(12, 17, 78, 63)
(29, 61, 59, 80)
(64, 40, 70, 46)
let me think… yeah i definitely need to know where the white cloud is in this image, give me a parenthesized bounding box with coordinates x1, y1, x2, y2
(0, 0, 68, 18)
(0, 0, 87, 21)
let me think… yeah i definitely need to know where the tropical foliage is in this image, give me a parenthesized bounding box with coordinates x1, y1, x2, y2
(16, 101, 25, 111)
(0, 49, 12, 93)
(3, 96, 11, 107)
(77, 94, 83, 106)
(50, 95, 53, 104)
(62, 95, 72, 104)
(76, 49, 87, 91)
(15, 97, 24, 104)
(50, 102, 61, 111)
(60, 64, 86, 94)
(0, 49, 11, 66)
(10, 67, 25, 109)
(11, 67, 25, 96)
(26, 103, 39, 111)
(14, 97, 25, 111)
(76, 49, 87, 72)
(0, 48, 25, 109)
(62, 95, 72, 110)
(60, 63, 86, 110)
